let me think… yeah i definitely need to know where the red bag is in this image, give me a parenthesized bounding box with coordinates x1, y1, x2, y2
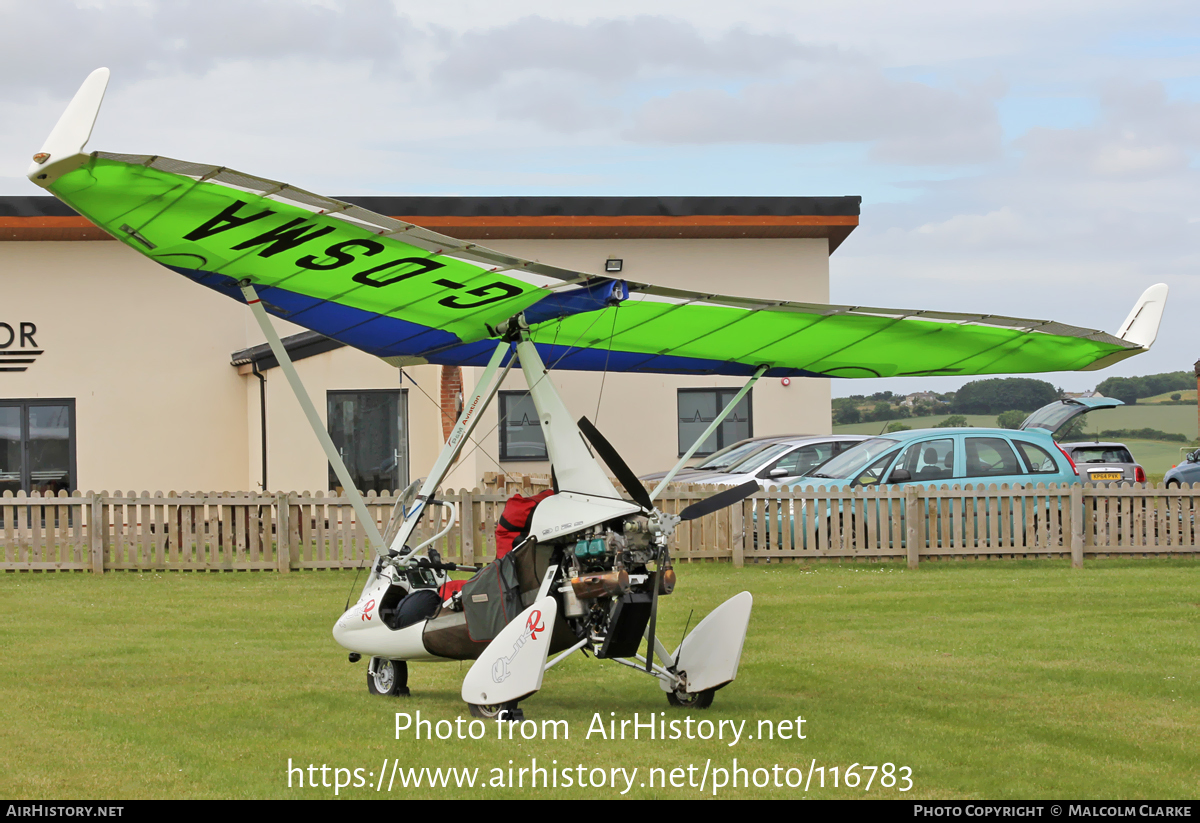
(438, 579, 467, 600)
(495, 490, 554, 558)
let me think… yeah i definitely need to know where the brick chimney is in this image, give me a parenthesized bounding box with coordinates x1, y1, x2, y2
(440, 365, 463, 443)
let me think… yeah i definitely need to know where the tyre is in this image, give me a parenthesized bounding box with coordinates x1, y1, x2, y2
(827, 515, 858, 550)
(469, 701, 520, 720)
(367, 658, 410, 697)
(666, 687, 715, 709)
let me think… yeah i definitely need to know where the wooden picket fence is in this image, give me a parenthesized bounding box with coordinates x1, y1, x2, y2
(1, 482, 1197, 573)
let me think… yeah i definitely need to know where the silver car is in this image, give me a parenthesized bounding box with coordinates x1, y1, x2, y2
(640, 434, 870, 489)
(639, 434, 806, 486)
(1058, 441, 1146, 484)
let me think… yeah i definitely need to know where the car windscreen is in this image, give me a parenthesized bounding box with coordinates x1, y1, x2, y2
(695, 440, 773, 470)
(806, 437, 900, 479)
(1070, 446, 1134, 464)
(726, 442, 794, 472)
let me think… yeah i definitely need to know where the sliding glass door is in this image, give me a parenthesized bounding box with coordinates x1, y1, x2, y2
(326, 390, 408, 494)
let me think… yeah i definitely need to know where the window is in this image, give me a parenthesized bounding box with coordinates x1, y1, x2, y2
(964, 437, 1022, 478)
(0, 399, 76, 495)
(1068, 445, 1133, 465)
(499, 391, 547, 461)
(1016, 441, 1059, 473)
(850, 448, 900, 487)
(895, 438, 955, 482)
(327, 390, 408, 494)
(677, 388, 752, 457)
(762, 442, 840, 479)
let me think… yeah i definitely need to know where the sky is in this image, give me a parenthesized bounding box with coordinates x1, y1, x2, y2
(2, 0, 1198, 397)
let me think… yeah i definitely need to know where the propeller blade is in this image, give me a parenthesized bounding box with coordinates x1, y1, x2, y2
(577, 416, 653, 511)
(678, 480, 761, 521)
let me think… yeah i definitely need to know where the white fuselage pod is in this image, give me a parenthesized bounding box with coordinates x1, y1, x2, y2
(528, 492, 642, 543)
(332, 572, 445, 662)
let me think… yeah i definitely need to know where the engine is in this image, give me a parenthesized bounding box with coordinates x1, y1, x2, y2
(549, 515, 675, 659)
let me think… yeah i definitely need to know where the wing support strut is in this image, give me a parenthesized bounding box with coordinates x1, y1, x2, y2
(240, 281, 387, 554)
(650, 364, 769, 501)
(386, 337, 515, 557)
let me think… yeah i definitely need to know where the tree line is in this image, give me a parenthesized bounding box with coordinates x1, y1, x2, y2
(833, 370, 1197, 426)
(1094, 371, 1194, 405)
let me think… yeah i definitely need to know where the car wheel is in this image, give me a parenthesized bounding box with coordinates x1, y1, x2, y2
(666, 687, 715, 709)
(827, 515, 858, 550)
(367, 658, 410, 697)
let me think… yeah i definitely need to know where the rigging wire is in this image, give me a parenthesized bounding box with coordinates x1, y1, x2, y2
(404, 366, 507, 475)
(594, 303, 620, 425)
(457, 307, 614, 473)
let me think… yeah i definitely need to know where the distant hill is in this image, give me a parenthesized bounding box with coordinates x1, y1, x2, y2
(1138, 389, 1197, 405)
(1095, 371, 1195, 404)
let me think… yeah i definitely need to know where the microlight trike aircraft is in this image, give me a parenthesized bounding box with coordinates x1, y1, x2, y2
(26, 69, 1168, 718)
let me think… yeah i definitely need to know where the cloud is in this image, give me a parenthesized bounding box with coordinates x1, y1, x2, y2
(626, 72, 1004, 164)
(431, 15, 846, 88)
(0, 0, 414, 100)
(1014, 80, 1200, 181)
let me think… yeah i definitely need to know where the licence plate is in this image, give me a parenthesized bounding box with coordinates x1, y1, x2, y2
(1090, 472, 1122, 480)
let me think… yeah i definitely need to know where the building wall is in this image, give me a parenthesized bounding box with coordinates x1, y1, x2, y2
(1, 236, 833, 493)
(0, 242, 249, 492)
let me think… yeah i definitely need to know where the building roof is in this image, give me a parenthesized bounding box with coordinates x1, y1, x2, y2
(0, 194, 861, 249)
(230, 331, 342, 373)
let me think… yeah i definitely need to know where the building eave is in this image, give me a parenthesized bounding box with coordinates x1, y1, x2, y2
(0, 195, 861, 251)
(231, 331, 344, 373)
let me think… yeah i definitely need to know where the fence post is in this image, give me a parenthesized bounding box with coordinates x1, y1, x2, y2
(275, 492, 293, 571)
(460, 489, 475, 566)
(273, 492, 289, 573)
(905, 485, 920, 569)
(89, 492, 105, 574)
(731, 496, 745, 568)
(1070, 485, 1084, 568)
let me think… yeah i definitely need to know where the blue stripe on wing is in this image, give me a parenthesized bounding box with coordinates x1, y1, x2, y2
(166, 264, 822, 376)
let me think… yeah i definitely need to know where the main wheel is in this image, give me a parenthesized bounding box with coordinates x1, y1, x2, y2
(666, 687, 715, 709)
(367, 658, 410, 697)
(469, 701, 520, 720)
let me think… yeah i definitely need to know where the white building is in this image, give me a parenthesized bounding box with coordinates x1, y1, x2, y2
(0, 194, 858, 494)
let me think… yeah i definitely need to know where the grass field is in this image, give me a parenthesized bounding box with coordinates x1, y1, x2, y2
(1140, 391, 1197, 404)
(2, 562, 1198, 800)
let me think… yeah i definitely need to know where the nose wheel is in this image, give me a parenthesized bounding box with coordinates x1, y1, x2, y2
(368, 658, 410, 697)
(666, 686, 714, 709)
(468, 701, 523, 721)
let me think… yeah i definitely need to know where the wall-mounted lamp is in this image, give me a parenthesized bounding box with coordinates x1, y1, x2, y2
(605, 258, 623, 273)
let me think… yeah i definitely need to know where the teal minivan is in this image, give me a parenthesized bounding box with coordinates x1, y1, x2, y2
(804, 397, 1123, 489)
(755, 397, 1125, 548)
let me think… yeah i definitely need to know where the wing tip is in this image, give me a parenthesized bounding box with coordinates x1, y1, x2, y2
(1116, 282, 1169, 350)
(26, 67, 111, 188)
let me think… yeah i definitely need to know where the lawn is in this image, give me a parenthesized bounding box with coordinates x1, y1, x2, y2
(2, 562, 1197, 799)
(1140, 391, 1197, 405)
